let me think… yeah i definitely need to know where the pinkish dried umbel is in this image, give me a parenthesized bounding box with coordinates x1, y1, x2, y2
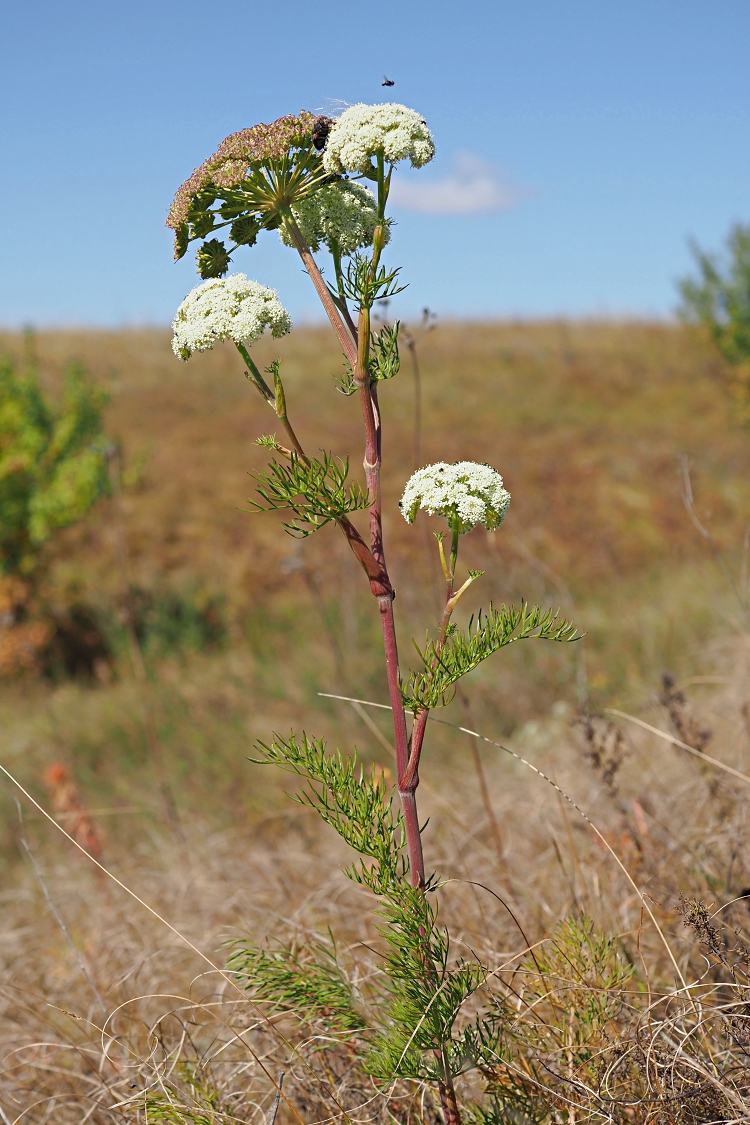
(167, 112, 329, 233)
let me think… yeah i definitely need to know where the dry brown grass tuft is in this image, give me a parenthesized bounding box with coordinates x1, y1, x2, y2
(3, 633, 750, 1120)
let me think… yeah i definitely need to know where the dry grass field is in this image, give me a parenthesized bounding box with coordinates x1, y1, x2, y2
(0, 320, 748, 814)
(2, 320, 750, 1121)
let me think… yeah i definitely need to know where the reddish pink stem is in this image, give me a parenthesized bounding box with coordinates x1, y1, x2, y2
(285, 217, 357, 368)
(402, 530, 459, 791)
(356, 288, 425, 888)
(378, 593, 425, 886)
(285, 213, 427, 888)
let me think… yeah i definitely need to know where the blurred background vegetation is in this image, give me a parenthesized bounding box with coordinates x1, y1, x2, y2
(0, 315, 749, 862)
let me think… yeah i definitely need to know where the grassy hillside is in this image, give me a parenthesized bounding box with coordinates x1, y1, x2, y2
(0, 320, 747, 838)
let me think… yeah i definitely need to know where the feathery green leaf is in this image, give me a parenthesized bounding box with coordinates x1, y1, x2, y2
(251, 731, 407, 892)
(227, 935, 367, 1035)
(402, 602, 581, 712)
(247, 451, 370, 537)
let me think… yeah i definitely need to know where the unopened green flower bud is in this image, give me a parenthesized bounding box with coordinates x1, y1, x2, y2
(190, 211, 217, 239)
(173, 224, 189, 261)
(230, 216, 261, 247)
(196, 239, 231, 279)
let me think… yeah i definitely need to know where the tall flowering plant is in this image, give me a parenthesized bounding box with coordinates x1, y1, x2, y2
(168, 104, 578, 1125)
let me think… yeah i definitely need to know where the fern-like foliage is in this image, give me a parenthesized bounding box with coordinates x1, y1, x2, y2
(238, 729, 647, 1118)
(226, 935, 367, 1035)
(334, 365, 358, 396)
(229, 611, 584, 1118)
(369, 322, 400, 382)
(402, 602, 581, 712)
(365, 885, 490, 1083)
(250, 732, 407, 892)
(247, 452, 369, 537)
(248, 733, 513, 1085)
(471, 917, 634, 1125)
(244, 731, 508, 1088)
(343, 253, 407, 309)
(334, 323, 400, 396)
(140, 1062, 220, 1123)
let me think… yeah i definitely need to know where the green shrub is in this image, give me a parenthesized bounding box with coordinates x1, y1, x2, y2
(0, 352, 110, 578)
(679, 222, 750, 415)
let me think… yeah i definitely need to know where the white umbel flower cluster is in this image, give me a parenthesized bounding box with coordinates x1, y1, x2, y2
(172, 274, 291, 360)
(400, 461, 511, 533)
(279, 180, 389, 256)
(323, 103, 435, 176)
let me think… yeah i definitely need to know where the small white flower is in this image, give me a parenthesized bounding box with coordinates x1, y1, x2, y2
(279, 180, 389, 256)
(400, 461, 511, 533)
(323, 103, 435, 176)
(172, 274, 291, 360)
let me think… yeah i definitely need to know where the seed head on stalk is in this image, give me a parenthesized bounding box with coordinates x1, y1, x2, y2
(167, 112, 334, 277)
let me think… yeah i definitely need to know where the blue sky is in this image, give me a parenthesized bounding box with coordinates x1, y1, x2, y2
(1, 0, 749, 326)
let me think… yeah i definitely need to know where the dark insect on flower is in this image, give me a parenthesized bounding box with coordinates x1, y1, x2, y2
(167, 111, 321, 231)
(311, 116, 333, 151)
(382, 76, 395, 86)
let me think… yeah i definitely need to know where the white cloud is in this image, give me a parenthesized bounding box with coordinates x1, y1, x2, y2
(389, 151, 525, 215)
